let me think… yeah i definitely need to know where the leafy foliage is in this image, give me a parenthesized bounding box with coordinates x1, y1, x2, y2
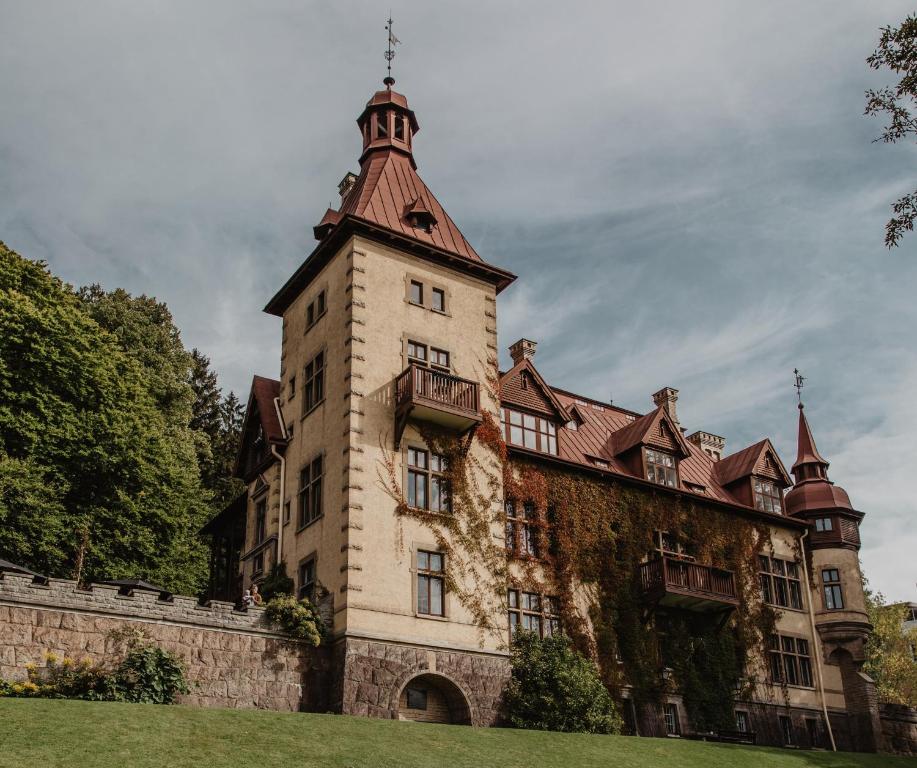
(263, 595, 324, 646)
(259, 561, 295, 602)
(0, 244, 243, 594)
(863, 590, 917, 706)
(504, 631, 621, 734)
(0, 633, 188, 704)
(865, 14, 917, 248)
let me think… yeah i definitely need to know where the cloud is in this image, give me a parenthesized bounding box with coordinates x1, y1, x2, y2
(2, 0, 916, 599)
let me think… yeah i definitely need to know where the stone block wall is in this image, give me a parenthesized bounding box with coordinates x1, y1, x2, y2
(880, 703, 917, 756)
(0, 572, 324, 711)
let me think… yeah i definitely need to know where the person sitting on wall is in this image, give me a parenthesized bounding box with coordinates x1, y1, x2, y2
(250, 584, 263, 606)
(241, 589, 254, 608)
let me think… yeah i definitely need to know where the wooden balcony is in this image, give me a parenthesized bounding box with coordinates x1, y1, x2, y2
(394, 364, 482, 447)
(640, 555, 739, 613)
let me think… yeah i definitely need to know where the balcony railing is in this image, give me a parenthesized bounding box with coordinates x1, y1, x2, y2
(640, 554, 739, 612)
(394, 364, 482, 447)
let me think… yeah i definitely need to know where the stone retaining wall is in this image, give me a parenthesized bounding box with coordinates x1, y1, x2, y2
(0, 572, 324, 710)
(881, 702, 917, 756)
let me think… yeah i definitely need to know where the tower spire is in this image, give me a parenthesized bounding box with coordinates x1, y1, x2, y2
(384, 16, 400, 88)
(790, 370, 830, 482)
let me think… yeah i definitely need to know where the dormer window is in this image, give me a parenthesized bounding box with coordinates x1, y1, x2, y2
(753, 478, 782, 513)
(499, 408, 558, 455)
(645, 448, 677, 487)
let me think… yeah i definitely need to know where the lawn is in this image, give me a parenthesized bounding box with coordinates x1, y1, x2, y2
(0, 699, 910, 768)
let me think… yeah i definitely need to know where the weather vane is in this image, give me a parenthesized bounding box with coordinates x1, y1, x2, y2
(793, 368, 806, 407)
(384, 16, 401, 87)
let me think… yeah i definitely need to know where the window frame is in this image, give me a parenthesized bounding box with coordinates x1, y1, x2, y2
(645, 447, 678, 488)
(768, 633, 814, 688)
(409, 279, 424, 306)
(416, 550, 446, 617)
(735, 710, 750, 733)
(822, 568, 845, 610)
(499, 407, 558, 456)
(431, 287, 446, 313)
(663, 703, 681, 736)
(297, 556, 316, 602)
(505, 500, 540, 559)
(406, 447, 450, 513)
(302, 350, 325, 416)
(759, 555, 804, 610)
(753, 476, 783, 513)
(297, 455, 324, 530)
(508, 588, 560, 638)
(814, 517, 834, 532)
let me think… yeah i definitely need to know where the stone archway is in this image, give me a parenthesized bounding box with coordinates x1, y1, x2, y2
(393, 672, 473, 725)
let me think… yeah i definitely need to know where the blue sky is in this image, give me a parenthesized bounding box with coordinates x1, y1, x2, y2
(1, 1, 914, 600)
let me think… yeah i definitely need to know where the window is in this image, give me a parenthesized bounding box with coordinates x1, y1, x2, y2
(508, 589, 560, 637)
(815, 517, 833, 532)
(417, 550, 445, 616)
(255, 499, 266, 544)
(735, 711, 750, 733)
(405, 687, 427, 710)
(779, 715, 794, 746)
(407, 448, 449, 512)
(297, 558, 316, 602)
(394, 114, 405, 141)
(759, 556, 803, 610)
(409, 280, 423, 305)
(806, 718, 821, 748)
(645, 448, 677, 487)
(432, 287, 445, 312)
(499, 408, 558, 455)
(769, 634, 813, 687)
(252, 551, 264, 577)
(303, 351, 325, 414)
(297, 456, 323, 528)
(822, 568, 844, 610)
(663, 703, 680, 736)
(407, 339, 427, 365)
(505, 501, 539, 558)
(283, 501, 291, 525)
(289, 376, 296, 399)
(376, 111, 388, 139)
(430, 347, 449, 371)
(754, 477, 782, 513)
(306, 290, 327, 329)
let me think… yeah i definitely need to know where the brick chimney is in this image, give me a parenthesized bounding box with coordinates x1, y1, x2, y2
(652, 387, 680, 428)
(686, 430, 726, 461)
(338, 172, 358, 203)
(509, 339, 537, 366)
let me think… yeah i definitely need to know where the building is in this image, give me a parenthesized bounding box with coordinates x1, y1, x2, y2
(204, 78, 884, 750)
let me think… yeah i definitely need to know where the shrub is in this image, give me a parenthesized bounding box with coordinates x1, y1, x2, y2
(112, 644, 189, 704)
(259, 562, 295, 602)
(504, 631, 622, 734)
(264, 595, 324, 646)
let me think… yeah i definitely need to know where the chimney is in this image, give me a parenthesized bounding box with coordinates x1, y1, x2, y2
(686, 430, 726, 461)
(509, 338, 537, 366)
(652, 387, 680, 428)
(338, 172, 358, 203)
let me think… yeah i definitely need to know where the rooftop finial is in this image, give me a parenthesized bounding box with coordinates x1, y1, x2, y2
(794, 368, 806, 409)
(384, 15, 400, 88)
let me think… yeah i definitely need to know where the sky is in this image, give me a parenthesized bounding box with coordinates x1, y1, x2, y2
(1, 1, 915, 601)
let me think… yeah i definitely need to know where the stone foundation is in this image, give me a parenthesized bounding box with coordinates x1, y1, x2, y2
(333, 636, 510, 725)
(0, 572, 325, 710)
(880, 703, 917, 756)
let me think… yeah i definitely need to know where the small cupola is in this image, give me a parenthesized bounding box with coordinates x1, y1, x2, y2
(356, 79, 420, 169)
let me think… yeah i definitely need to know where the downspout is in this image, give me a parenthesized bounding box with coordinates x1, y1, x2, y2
(800, 527, 837, 751)
(271, 397, 287, 575)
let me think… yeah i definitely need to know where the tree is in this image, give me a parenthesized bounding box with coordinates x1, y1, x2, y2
(865, 14, 917, 248)
(864, 591, 917, 706)
(0, 243, 209, 593)
(504, 631, 622, 734)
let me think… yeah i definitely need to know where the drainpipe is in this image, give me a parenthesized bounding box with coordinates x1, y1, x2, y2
(800, 527, 836, 751)
(271, 397, 288, 576)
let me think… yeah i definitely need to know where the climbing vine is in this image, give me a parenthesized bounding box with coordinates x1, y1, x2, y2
(378, 371, 781, 729)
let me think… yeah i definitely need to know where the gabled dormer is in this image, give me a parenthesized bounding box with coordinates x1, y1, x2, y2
(714, 439, 791, 513)
(499, 339, 569, 457)
(609, 406, 691, 487)
(234, 376, 287, 482)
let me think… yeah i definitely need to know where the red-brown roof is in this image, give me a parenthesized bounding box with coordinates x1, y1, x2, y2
(499, 366, 794, 519)
(609, 406, 691, 458)
(250, 375, 285, 443)
(715, 439, 791, 487)
(792, 405, 829, 474)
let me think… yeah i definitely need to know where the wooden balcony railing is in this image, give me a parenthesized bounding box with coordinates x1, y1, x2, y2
(394, 364, 482, 447)
(640, 554, 739, 612)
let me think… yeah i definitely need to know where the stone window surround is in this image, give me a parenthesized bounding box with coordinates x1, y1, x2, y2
(296, 450, 326, 534)
(401, 442, 451, 518)
(304, 283, 329, 334)
(301, 344, 327, 420)
(820, 565, 845, 611)
(410, 541, 450, 621)
(297, 550, 318, 601)
(403, 272, 452, 317)
(400, 333, 455, 374)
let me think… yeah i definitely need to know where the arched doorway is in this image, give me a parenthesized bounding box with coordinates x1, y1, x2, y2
(395, 673, 473, 725)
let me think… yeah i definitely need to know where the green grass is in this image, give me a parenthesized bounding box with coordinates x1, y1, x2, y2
(0, 699, 910, 768)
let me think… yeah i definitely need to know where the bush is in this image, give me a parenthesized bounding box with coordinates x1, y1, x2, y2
(0, 632, 188, 704)
(504, 631, 622, 734)
(259, 562, 295, 602)
(264, 595, 324, 646)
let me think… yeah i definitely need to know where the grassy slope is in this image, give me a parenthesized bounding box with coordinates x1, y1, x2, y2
(0, 699, 910, 768)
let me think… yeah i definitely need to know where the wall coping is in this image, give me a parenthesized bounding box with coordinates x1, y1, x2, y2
(0, 572, 290, 639)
